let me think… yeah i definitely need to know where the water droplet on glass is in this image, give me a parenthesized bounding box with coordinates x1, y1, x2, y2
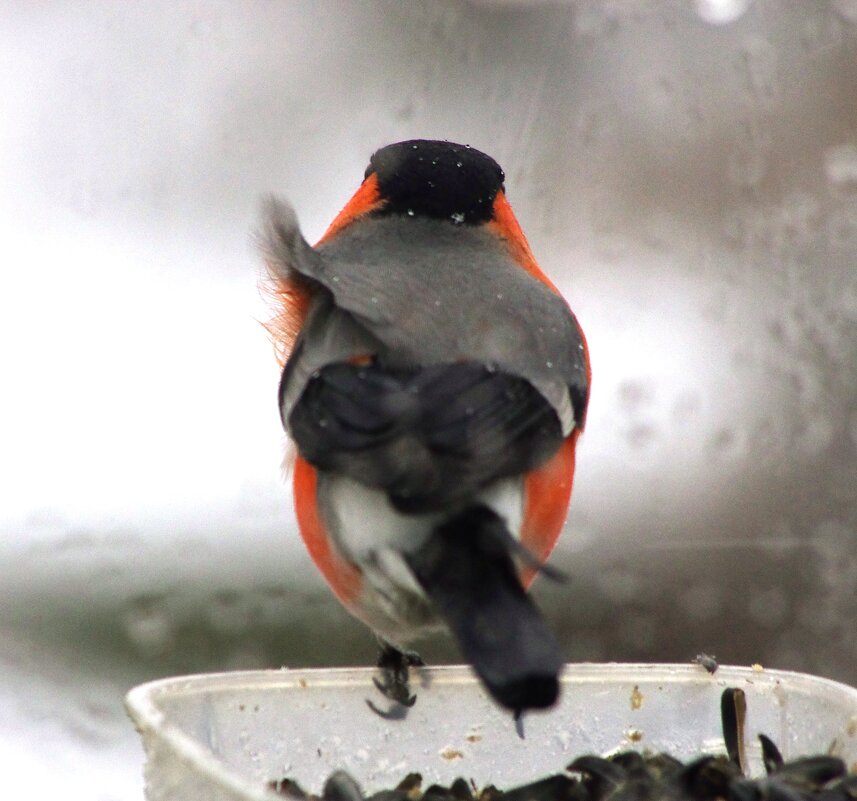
(618, 380, 651, 411)
(625, 422, 657, 449)
(124, 600, 174, 658)
(741, 35, 777, 105)
(694, 0, 751, 25)
(832, 0, 857, 23)
(824, 143, 857, 186)
(708, 426, 748, 460)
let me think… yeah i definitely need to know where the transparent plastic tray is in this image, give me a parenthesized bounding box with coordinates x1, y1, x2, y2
(125, 664, 857, 801)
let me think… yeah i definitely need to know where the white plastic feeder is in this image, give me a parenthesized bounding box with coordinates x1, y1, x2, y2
(125, 664, 857, 801)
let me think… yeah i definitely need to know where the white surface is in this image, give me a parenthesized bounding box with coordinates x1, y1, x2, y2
(1, 2, 857, 799)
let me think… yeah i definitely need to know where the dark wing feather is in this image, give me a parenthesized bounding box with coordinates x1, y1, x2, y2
(286, 360, 563, 513)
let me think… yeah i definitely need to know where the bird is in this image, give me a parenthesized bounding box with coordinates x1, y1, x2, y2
(260, 139, 590, 715)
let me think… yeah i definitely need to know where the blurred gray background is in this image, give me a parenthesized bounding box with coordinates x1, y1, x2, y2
(2, 1, 856, 798)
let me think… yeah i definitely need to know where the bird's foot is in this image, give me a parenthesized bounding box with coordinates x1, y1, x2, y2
(366, 642, 424, 718)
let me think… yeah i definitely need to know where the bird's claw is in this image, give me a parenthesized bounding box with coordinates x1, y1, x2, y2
(366, 643, 423, 718)
(372, 675, 417, 707)
(364, 698, 410, 720)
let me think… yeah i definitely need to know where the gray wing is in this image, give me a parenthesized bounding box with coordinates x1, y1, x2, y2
(262, 197, 589, 434)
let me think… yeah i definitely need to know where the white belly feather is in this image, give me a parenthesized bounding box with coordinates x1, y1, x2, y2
(317, 474, 524, 645)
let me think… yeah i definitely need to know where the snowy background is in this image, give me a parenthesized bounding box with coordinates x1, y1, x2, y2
(2, 1, 857, 798)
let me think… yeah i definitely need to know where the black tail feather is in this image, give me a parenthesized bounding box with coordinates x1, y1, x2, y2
(406, 505, 563, 712)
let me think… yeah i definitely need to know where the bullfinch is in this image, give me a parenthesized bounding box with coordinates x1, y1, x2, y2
(261, 140, 590, 714)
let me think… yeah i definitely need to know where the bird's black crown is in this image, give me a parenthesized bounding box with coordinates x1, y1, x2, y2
(366, 140, 505, 225)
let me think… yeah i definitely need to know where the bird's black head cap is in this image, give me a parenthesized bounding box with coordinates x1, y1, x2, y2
(366, 140, 505, 225)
